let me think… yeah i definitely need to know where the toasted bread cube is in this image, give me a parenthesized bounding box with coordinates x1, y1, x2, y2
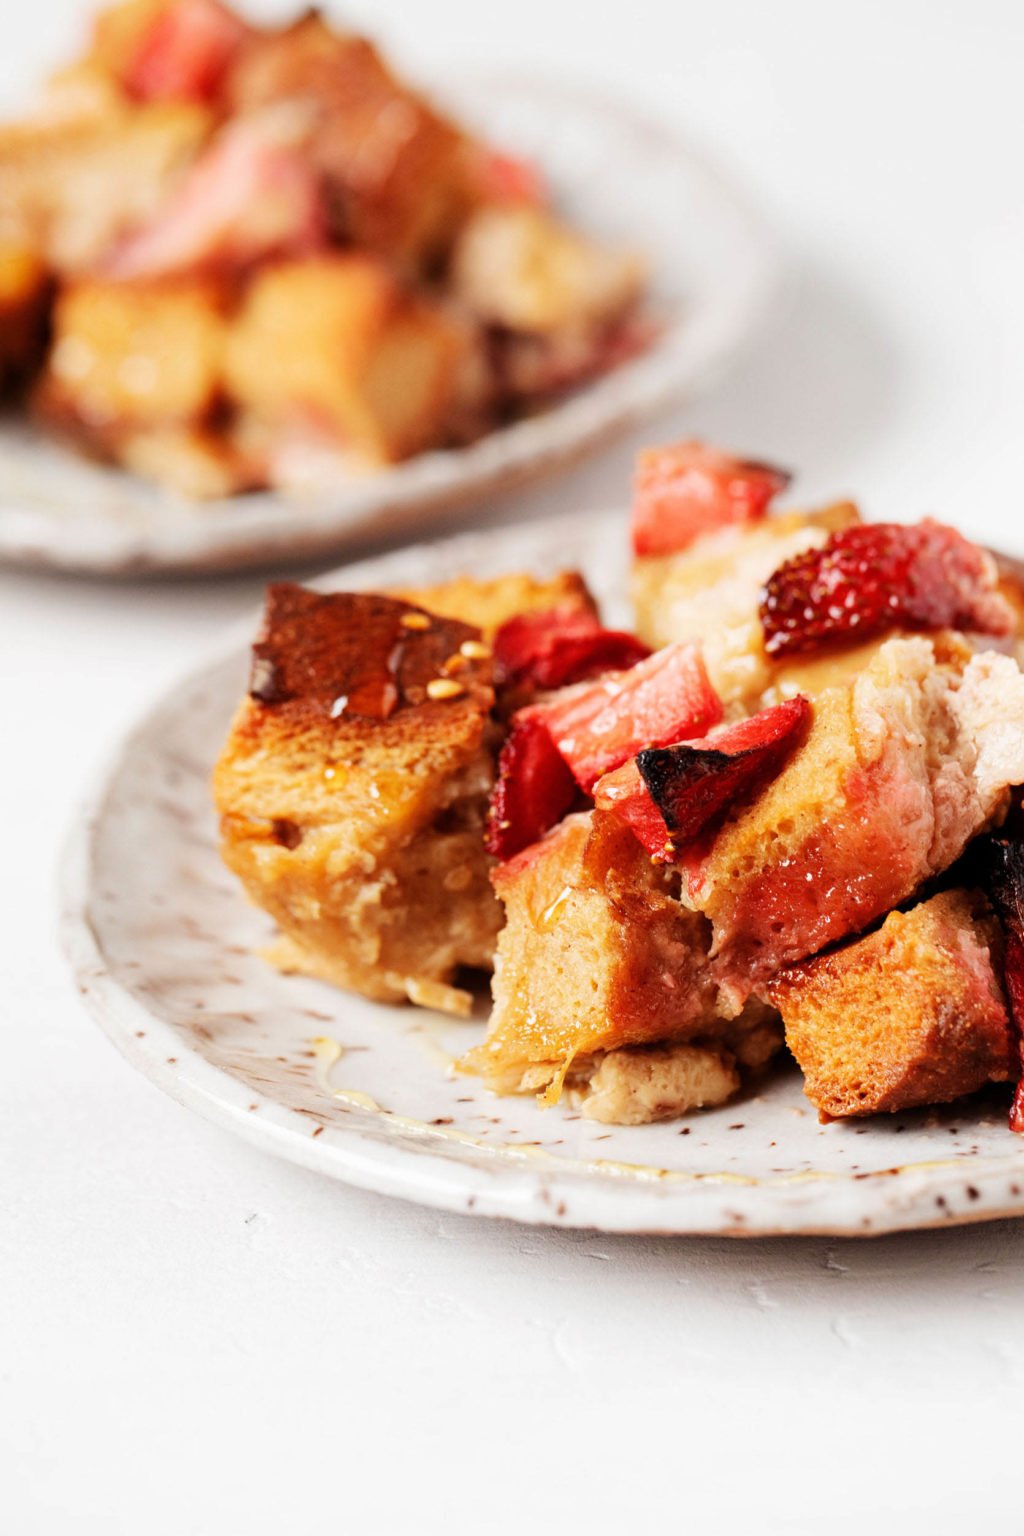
(631, 503, 861, 707)
(459, 810, 781, 1114)
(0, 102, 211, 272)
(452, 204, 644, 337)
(684, 638, 1024, 1010)
(226, 16, 476, 271)
(0, 247, 50, 387)
(41, 278, 226, 430)
(213, 585, 503, 1015)
(224, 257, 467, 463)
(768, 890, 1015, 1119)
(386, 571, 598, 639)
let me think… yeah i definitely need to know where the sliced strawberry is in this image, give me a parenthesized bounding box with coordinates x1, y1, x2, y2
(631, 440, 792, 557)
(106, 111, 325, 281)
(486, 716, 578, 861)
(594, 696, 811, 858)
(976, 836, 1024, 1132)
(760, 519, 1013, 659)
(593, 758, 674, 859)
(493, 605, 651, 693)
(124, 0, 249, 104)
(476, 149, 546, 207)
(528, 641, 722, 792)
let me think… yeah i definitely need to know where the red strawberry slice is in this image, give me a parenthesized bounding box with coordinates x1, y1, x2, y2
(528, 641, 722, 793)
(486, 717, 578, 862)
(493, 606, 651, 693)
(977, 836, 1024, 1132)
(476, 149, 546, 206)
(760, 519, 1013, 659)
(631, 440, 792, 557)
(106, 112, 325, 281)
(125, 0, 249, 104)
(594, 696, 811, 859)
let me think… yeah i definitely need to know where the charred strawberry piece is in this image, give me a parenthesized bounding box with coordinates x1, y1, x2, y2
(486, 716, 578, 861)
(124, 0, 249, 104)
(529, 641, 723, 793)
(493, 605, 651, 693)
(631, 440, 792, 557)
(760, 519, 1014, 658)
(595, 696, 810, 858)
(976, 836, 1024, 1132)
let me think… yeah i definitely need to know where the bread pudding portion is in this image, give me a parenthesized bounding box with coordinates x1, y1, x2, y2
(460, 810, 782, 1120)
(680, 638, 1024, 1011)
(213, 583, 502, 1015)
(768, 889, 1015, 1119)
(0, 0, 650, 496)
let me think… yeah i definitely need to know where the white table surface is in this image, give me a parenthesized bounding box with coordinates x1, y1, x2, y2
(5, 1, 1024, 1531)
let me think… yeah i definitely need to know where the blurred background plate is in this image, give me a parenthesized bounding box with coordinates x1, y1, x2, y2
(0, 75, 780, 577)
(61, 510, 1024, 1236)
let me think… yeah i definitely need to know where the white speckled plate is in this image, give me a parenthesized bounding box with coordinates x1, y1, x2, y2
(61, 510, 1024, 1234)
(0, 75, 780, 577)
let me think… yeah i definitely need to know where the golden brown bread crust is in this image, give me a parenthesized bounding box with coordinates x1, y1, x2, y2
(36, 276, 228, 434)
(214, 585, 502, 1013)
(460, 809, 782, 1107)
(223, 256, 469, 463)
(768, 889, 1015, 1119)
(385, 570, 598, 639)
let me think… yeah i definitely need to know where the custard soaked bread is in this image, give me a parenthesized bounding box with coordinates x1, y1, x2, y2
(214, 571, 598, 1015)
(768, 890, 1015, 1119)
(460, 810, 782, 1121)
(682, 638, 1024, 1011)
(214, 584, 502, 1016)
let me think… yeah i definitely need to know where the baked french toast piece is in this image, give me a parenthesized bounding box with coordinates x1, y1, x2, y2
(386, 571, 598, 640)
(213, 584, 502, 1015)
(450, 204, 646, 402)
(37, 276, 227, 435)
(459, 810, 782, 1122)
(683, 637, 1024, 1011)
(224, 256, 471, 464)
(631, 502, 861, 706)
(767, 889, 1015, 1119)
(0, 102, 212, 273)
(226, 13, 478, 273)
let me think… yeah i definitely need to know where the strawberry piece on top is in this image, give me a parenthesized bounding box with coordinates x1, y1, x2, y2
(631, 440, 792, 557)
(760, 519, 1014, 659)
(124, 0, 249, 105)
(486, 716, 578, 862)
(529, 641, 723, 793)
(493, 605, 651, 693)
(595, 696, 811, 859)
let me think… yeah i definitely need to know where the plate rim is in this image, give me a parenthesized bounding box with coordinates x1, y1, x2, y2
(58, 508, 1024, 1236)
(1, 71, 784, 577)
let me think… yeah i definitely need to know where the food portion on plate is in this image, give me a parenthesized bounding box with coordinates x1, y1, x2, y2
(0, 0, 647, 499)
(213, 439, 1024, 1129)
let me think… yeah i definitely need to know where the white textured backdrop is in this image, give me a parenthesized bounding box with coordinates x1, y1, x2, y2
(3, 1, 1024, 1531)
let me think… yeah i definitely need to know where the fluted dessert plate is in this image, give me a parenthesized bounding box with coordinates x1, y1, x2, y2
(0, 75, 780, 577)
(60, 510, 1024, 1235)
